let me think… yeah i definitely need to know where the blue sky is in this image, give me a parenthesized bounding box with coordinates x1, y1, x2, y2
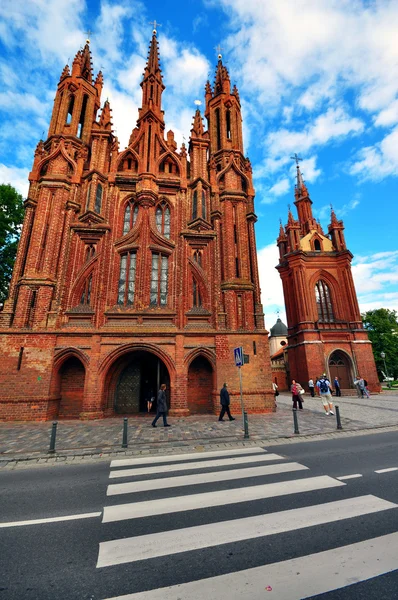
(1, 0, 397, 329)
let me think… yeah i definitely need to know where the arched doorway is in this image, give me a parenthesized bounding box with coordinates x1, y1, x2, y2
(114, 351, 170, 414)
(58, 357, 85, 418)
(329, 350, 353, 389)
(187, 356, 213, 414)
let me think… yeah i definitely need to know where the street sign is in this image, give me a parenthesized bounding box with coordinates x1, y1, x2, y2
(234, 346, 243, 367)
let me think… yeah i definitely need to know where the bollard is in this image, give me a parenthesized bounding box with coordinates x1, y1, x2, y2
(293, 410, 300, 434)
(122, 417, 128, 448)
(48, 421, 58, 454)
(335, 405, 343, 430)
(243, 411, 249, 439)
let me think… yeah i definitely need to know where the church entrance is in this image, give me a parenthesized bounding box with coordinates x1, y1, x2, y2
(329, 350, 353, 389)
(187, 356, 214, 414)
(115, 351, 170, 414)
(58, 356, 85, 418)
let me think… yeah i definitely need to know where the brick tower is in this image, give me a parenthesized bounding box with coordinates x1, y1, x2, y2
(276, 162, 380, 393)
(0, 33, 273, 420)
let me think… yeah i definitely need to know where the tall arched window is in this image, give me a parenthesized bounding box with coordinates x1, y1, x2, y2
(193, 278, 202, 308)
(314, 239, 321, 251)
(94, 183, 103, 213)
(192, 191, 198, 220)
(86, 183, 91, 210)
(150, 253, 169, 306)
(315, 280, 335, 322)
(118, 252, 137, 305)
(66, 95, 74, 125)
(193, 250, 202, 266)
(80, 275, 92, 305)
(155, 201, 171, 238)
(202, 190, 206, 220)
(123, 201, 139, 235)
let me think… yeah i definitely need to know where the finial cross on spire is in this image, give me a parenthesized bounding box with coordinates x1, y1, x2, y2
(150, 20, 161, 33)
(290, 153, 302, 166)
(85, 29, 92, 43)
(215, 44, 224, 59)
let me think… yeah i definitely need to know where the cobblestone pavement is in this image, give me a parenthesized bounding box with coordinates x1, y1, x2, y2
(0, 391, 397, 461)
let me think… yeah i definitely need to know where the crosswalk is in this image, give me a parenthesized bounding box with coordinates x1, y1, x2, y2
(97, 446, 397, 599)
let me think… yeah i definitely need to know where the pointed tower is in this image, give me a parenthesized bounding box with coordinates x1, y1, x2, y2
(276, 163, 380, 393)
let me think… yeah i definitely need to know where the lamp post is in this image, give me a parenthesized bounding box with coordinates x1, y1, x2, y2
(380, 351, 391, 389)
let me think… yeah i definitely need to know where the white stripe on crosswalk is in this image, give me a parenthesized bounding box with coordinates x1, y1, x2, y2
(102, 531, 398, 599)
(97, 495, 396, 568)
(110, 447, 265, 468)
(106, 462, 309, 497)
(109, 453, 284, 479)
(103, 474, 343, 521)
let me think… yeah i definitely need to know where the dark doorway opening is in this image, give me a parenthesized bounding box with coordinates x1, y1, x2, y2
(58, 356, 85, 418)
(329, 350, 353, 389)
(115, 352, 170, 414)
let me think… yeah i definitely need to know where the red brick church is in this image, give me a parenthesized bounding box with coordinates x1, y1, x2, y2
(276, 163, 380, 394)
(0, 31, 274, 420)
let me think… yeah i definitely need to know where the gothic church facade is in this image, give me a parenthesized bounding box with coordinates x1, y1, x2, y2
(0, 32, 273, 420)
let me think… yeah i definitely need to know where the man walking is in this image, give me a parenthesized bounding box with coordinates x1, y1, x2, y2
(354, 376, 363, 398)
(334, 376, 341, 397)
(316, 374, 335, 416)
(151, 384, 170, 427)
(219, 383, 235, 421)
(308, 378, 315, 397)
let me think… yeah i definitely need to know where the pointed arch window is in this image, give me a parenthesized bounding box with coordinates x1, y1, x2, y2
(150, 253, 169, 306)
(193, 250, 202, 266)
(314, 239, 321, 251)
(66, 95, 75, 125)
(192, 191, 198, 220)
(118, 252, 136, 306)
(315, 280, 335, 322)
(85, 244, 96, 261)
(155, 201, 171, 238)
(85, 183, 91, 211)
(226, 109, 231, 139)
(193, 278, 202, 308)
(80, 275, 92, 305)
(123, 201, 139, 235)
(202, 190, 206, 220)
(94, 183, 103, 213)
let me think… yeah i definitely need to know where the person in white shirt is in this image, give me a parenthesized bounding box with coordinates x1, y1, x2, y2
(308, 378, 315, 397)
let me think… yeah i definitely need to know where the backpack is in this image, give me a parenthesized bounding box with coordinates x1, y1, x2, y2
(319, 378, 329, 393)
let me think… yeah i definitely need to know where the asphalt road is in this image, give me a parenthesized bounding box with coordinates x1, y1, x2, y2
(0, 431, 397, 600)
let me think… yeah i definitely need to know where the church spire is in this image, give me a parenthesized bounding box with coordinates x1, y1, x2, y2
(191, 107, 205, 137)
(290, 154, 315, 233)
(138, 28, 165, 124)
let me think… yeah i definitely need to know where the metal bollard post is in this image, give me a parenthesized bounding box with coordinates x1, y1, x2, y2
(335, 405, 343, 430)
(122, 417, 128, 448)
(293, 410, 300, 434)
(243, 411, 249, 439)
(48, 421, 58, 454)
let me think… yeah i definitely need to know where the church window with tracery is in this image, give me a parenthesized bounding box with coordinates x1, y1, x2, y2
(156, 201, 170, 238)
(315, 280, 335, 322)
(94, 183, 103, 214)
(80, 275, 92, 305)
(123, 201, 139, 235)
(193, 250, 202, 266)
(150, 253, 168, 306)
(117, 252, 136, 305)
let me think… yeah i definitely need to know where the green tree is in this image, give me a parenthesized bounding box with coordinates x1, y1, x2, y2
(0, 184, 25, 306)
(362, 308, 398, 380)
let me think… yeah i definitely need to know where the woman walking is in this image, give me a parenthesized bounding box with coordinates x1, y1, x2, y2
(291, 379, 304, 410)
(151, 384, 170, 427)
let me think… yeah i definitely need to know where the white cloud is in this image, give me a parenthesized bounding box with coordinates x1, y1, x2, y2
(267, 178, 289, 198)
(257, 243, 286, 330)
(352, 251, 398, 314)
(374, 99, 398, 128)
(0, 163, 29, 197)
(350, 126, 398, 181)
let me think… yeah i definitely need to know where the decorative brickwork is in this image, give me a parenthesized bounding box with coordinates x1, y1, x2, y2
(0, 34, 273, 420)
(276, 166, 380, 393)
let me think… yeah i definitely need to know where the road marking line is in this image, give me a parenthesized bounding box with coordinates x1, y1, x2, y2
(106, 462, 309, 497)
(97, 495, 396, 568)
(103, 474, 342, 521)
(336, 474, 363, 480)
(0, 512, 102, 528)
(102, 531, 398, 599)
(109, 453, 284, 479)
(375, 467, 398, 474)
(110, 447, 265, 468)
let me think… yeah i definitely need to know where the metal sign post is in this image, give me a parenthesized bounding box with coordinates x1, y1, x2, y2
(234, 347, 245, 432)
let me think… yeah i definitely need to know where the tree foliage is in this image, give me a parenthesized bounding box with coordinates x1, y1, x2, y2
(0, 184, 25, 306)
(362, 308, 398, 379)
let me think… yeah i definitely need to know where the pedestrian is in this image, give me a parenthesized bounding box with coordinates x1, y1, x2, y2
(358, 377, 370, 398)
(353, 375, 363, 398)
(291, 379, 304, 410)
(308, 378, 315, 397)
(143, 380, 155, 413)
(151, 384, 170, 427)
(316, 374, 334, 415)
(334, 376, 341, 397)
(218, 383, 235, 421)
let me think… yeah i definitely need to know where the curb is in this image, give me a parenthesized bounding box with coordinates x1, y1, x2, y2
(1, 423, 398, 467)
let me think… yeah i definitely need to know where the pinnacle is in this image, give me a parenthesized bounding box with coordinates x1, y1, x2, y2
(191, 108, 204, 137)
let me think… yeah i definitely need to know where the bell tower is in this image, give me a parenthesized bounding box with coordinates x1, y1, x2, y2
(276, 158, 380, 392)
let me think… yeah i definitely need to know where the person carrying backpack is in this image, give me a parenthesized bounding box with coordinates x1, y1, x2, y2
(316, 374, 334, 416)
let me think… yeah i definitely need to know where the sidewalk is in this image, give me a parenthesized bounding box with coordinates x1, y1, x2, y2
(1, 391, 397, 464)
